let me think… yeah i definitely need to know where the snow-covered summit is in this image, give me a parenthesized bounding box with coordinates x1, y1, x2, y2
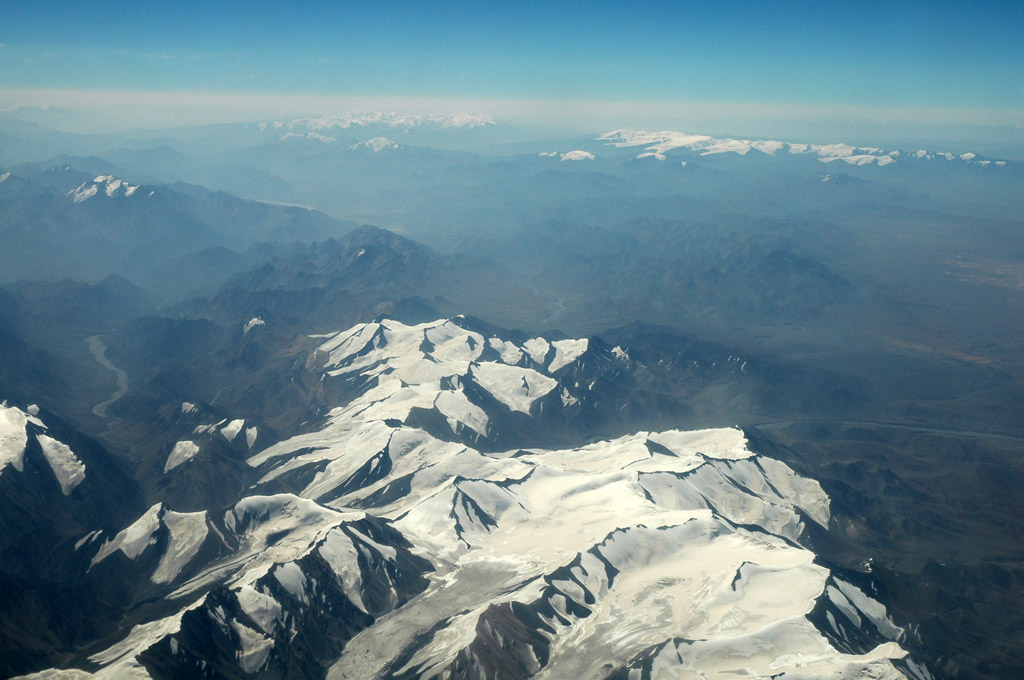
(68, 175, 142, 203)
(350, 136, 400, 152)
(0, 401, 86, 495)
(560, 149, 595, 161)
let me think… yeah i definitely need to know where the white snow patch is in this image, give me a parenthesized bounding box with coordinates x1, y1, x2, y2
(75, 530, 102, 551)
(347, 526, 398, 560)
(434, 390, 489, 438)
(470, 363, 557, 414)
(243, 317, 265, 334)
(560, 150, 595, 161)
(232, 619, 275, 673)
(272, 562, 308, 603)
(834, 577, 903, 639)
(827, 584, 862, 628)
(0, 403, 29, 473)
(36, 434, 86, 494)
(222, 419, 245, 442)
(351, 136, 399, 152)
(165, 441, 200, 472)
(488, 337, 524, 364)
(318, 529, 367, 612)
(750, 139, 785, 154)
(152, 510, 209, 584)
(245, 427, 258, 449)
(180, 402, 199, 415)
(92, 504, 163, 566)
(69, 182, 97, 202)
(86, 595, 207, 672)
(819, 154, 895, 166)
(701, 139, 754, 156)
(236, 585, 283, 635)
(522, 337, 550, 365)
(811, 143, 857, 157)
(548, 338, 589, 372)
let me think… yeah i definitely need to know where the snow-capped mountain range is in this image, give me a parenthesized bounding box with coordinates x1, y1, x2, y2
(14, 318, 932, 680)
(266, 112, 496, 134)
(598, 129, 1008, 167)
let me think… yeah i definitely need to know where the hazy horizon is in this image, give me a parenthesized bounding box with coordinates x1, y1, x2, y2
(2, 1, 1021, 151)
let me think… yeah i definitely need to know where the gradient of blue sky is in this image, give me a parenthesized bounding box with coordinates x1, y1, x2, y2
(1, 0, 1021, 123)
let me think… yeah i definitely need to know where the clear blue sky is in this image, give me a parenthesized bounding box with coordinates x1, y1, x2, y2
(1, 0, 1021, 126)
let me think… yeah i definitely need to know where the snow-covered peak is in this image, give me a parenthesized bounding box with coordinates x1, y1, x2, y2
(0, 401, 86, 494)
(89, 502, 217, 584)
(560, 150, 595, 161)
(68, 175, 141, 203)
(271, 111, 496, 132)
(243, 316, 266, 334)
(350, 136, 399, 152)
(539, 150, 596, 161)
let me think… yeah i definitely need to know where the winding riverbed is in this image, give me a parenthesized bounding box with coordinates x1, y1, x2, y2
(86, 335, 128, 419)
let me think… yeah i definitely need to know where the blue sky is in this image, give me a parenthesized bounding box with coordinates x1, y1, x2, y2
(1, 0, 1021, 129)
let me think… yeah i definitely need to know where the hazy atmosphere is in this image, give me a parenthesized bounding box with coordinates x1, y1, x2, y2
(3, 0, 1022, 142)
(0, 2, 1022, 680)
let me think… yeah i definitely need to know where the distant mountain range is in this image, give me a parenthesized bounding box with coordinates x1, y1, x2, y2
(0, 164, 354, 292)
(597, 128, 1010, 167)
